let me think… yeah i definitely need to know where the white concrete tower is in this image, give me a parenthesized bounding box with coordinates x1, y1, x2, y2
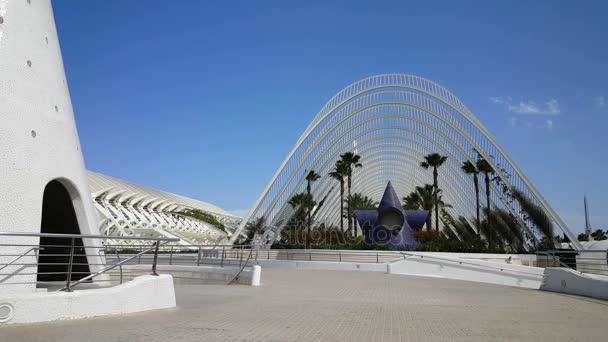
(0, 0, 101, 290)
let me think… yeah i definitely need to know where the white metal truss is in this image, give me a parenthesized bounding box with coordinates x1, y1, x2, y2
(231, 74, 582, 250)
(87, 171, 244, 247)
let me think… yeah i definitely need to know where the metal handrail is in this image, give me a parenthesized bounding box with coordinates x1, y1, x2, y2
(0, 232, 179, 291)
(399, 252, 543, 277)
(535, 249, 608, 276)
(536, 251, 577, 270)
(228, 248, 255, 285)
(59, 241, 172, 291)
(0, 247, 42, 272)
(0, 231, 172, 241)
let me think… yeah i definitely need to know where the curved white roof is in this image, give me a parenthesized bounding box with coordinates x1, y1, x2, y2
(579, 240, 608, 250)
(87, 171, 236, 218)
(231, 74, 581, 248)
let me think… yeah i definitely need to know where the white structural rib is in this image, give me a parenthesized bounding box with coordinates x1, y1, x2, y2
(231, 74, 581, 250)
(87, 171, 242, 246)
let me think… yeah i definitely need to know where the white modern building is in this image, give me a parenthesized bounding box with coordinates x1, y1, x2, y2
(87, 171, 242, 247)
(0, 0, 104, 290)
(233, 74, 583, 250)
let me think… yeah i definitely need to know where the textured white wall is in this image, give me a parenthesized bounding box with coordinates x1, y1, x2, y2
(540, 268, 608, 300)
(123, 264, 260, 285)
(256, 256, 543, 289)
(0, 0, 102, 290)
(387, 255, 544, 289)
(0, 274, 176, 324)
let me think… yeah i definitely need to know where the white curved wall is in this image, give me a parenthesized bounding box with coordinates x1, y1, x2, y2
(0, 0, 101, 290)
(0, 274, 176, 324)
(87, 171, 238, 246)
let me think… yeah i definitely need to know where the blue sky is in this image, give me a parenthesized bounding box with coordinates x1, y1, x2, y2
(53, 0, 608, 233)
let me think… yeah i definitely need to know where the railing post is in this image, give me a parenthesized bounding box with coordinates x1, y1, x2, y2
(138, 245, 142, 264)
(151, 241, 160, 276)
(64, 237, 75, 292)
(221, 246, 225, 267)
(339, 252, 342, 263)
(239, 245, 244, 267)
(197, 247, 202, 266)
(309, 252, 312, 261)
(376, 253, 379, 263)
(115, 249, 123, 284)
(268, 249, 270, 260)
(169, 246, 174, 265)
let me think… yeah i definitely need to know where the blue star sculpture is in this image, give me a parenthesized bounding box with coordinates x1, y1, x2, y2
(353, 182, 429, 248)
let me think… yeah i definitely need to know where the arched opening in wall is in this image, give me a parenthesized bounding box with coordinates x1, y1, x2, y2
(37, 180, 90, 283)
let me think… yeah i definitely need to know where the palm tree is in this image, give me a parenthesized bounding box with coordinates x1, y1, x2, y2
(305, 170, 321, 195)
(242, 216, 267, 245)
(441, 210, 477, 242)
(288, 192, 316, 228)
(486, 208, 525, 252)
(402, 191, 424, 210)
(288, 192, 316, 249)
(512, 189, 555, 249)
(340, 152, 362, 236)
(304, 169, 321, 246)
(462, 160, 481, 236)
(591, 229, 607, 241)
(348, 193, 378, 235)
(420, 153, 448, 231)
(349, 193, 378, 211)
(476, 158, 494, 249)
(402, 184, 450, 230)
(329, 160, 348, 233)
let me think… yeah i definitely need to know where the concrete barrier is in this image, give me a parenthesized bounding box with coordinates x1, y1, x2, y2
(0, 275, 176, 325)
(251, 265, 261, 286)
(122, 264, 259, 286)
(387, 254, 544, 289)
(540, 268, 608, 300)
(256, 255, 544, 289)
(256, 259, 387, 272)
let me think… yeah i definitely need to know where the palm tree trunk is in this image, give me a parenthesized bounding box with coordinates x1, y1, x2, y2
(433, 167, 439, 231)
(306, 180, 311, 249)
(426, 210, 432, 231)
(485, 173, 492, 250)
(347, 172, 353, 236)
(339, 179, 345, 233)
(474, 175, 480, 237)
(307, 211, 311, 249)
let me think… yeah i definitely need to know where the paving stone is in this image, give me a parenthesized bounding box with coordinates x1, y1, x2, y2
(1, 269, 606, 342)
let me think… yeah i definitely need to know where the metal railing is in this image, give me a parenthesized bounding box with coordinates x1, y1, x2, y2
(253, 249, 402, 263)
(399, 252, 543, 278)
(104, 244, 257, 268)
(0, 246, 42, 273)
(0, 232, 178, 291)
(536, 250, 608, 276)
(100, 243, 258, 285)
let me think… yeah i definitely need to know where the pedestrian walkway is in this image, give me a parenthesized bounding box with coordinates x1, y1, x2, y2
(1, 269, 606, 341)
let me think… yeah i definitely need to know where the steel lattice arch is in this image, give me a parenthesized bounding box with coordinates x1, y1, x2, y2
(230, 74, 581, 250)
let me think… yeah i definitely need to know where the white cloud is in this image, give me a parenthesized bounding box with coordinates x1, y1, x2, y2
(507, 116, 554, 131)
(490, 96, 560, 115)
(594, 96, 606, 108)
(490, 96, 511, 104)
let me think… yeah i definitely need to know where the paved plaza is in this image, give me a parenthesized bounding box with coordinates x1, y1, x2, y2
(1, 269, 607, 342)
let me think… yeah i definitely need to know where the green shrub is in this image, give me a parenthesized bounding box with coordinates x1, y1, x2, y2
(179, 209, 226, 232)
